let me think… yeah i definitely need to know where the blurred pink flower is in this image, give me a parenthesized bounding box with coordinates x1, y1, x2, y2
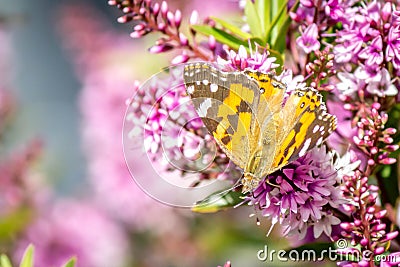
(15, 199, 129, 267)
(0, 140, 47, 216)
(58, 4, 188, 233)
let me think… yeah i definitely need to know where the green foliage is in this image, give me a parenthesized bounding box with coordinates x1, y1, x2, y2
(61, 257, 77, 267)
(190, 25, 249, 51)
(190, 0, 295, 68)
(0, 255, 13, 267)
(0, 208, 33, 241)
(209, 17, 252, 40)
(244, 0, 292, 53)
(244, 0, 264, 39)
(192, 190, 244, 213)
(0, 245, 76, 267)
(18, 245, 33, 267)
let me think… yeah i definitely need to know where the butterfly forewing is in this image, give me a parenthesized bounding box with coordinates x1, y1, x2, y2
(184, 63, 262, 169)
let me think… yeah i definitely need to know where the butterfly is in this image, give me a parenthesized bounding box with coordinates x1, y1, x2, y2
(183, 62, 337, 193)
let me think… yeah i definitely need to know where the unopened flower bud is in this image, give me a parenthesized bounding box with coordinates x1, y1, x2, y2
(340, 222, 353, 230)
(372, 223, 386, 232)
(179, 33, 188, 46)
(171, 54, 189, 65)
(152, 3, 160, 16)
(175, 10, 182, 28)
(383, 128, 396, 135)
(148, 44, 174, 53)
(190, 10, 199, 25)
(134, 23, 145, 31)
(208, 35, 216, 50)
(167, 11, 175, 26)
(161, 1, 168, 17)
(382, 2, 392, 21)
(379, 157, 396, 165)
(380, 231, 399, 242)
(118, 14, 134, 23)
(374, 247, 385, 255)
(385, 144, 399, 152)
(360, 238, 368, 246)
(370, 147, 378, 154)
(158, 22, 166, 31)
(371, 102, 381, 110)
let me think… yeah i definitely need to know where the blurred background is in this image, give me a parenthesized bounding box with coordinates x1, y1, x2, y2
(0, 1, 320, 266)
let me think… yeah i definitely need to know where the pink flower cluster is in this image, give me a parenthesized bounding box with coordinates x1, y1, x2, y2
(106, 0, 400, 265)
(250, 146, 350, 239)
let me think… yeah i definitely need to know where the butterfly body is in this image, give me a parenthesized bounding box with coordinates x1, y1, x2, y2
(183, 63, 336, 193)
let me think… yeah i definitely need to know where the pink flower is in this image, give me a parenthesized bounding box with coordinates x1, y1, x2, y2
(296, 23, 320, 54)
(386, 26, 400, 64)
(217, 45, 279, 72)
(0, 140, 46, 215)
(325, 0, 345, 22)
(366, 68, 398, 97)
(15, 200, 129, 267)
(249, 146, 350, 239)
(358, 35, 384, 66)
(336, 71, 365, 96)
(59, 4, 186, 229)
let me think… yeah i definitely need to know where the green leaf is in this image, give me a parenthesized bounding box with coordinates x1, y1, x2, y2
(191, 25, 249, 50)
(0, 208, 33, 240)
(265, 0, 288, 43)
(244, 0, 263, 38)
(0, 254, 13, 267)
(210, 17, 252, 40)
(273, 0, 297, 53)
(255, 0, 270, 38)
(61, 257, 77, 267)
(19, 245, 33, 267)
(272, 13, 291, 53)
(192, 190, 244, 213)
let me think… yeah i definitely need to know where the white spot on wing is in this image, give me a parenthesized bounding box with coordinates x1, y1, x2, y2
(316, 137, 323, 146)
(196, 98, 212, 117)
(210, 83, 218, 92)
(203, 79, 209, 85)
(298, 138, 311, 157)
(187, 85, 194, 94)
(313, 125, 320, 133)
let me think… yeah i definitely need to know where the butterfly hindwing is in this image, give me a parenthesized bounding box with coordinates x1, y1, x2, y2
(271, 88, 337, 170)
